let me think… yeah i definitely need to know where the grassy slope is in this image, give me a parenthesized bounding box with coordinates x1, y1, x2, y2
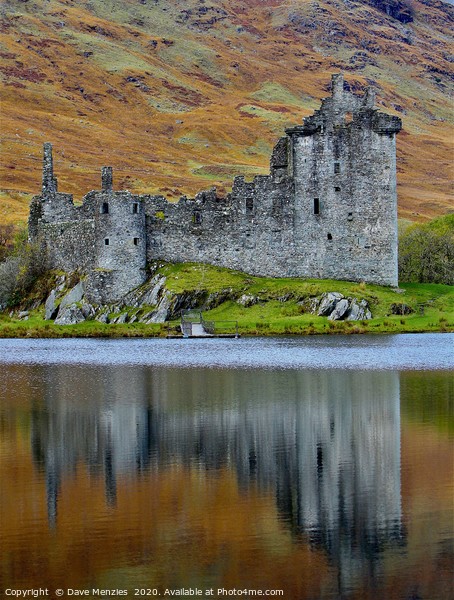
(1, 263, 453, 337)
(0, 0, 453, 225)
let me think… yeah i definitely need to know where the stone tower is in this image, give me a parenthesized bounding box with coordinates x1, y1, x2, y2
(87, 168, 147, 303)
(285, 73, 401, 286)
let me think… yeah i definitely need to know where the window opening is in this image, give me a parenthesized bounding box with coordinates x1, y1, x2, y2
(327, 233, 333, 241)
(133, 238, 139, 246)
(246, 197, 254, 213)
(133, 203, 139, 214)
(314, 198, 320, 215)
(104, 238, 110, 246)
(334, 162, 340, 174)
(101, 202, 109, 214)
(335, 186, 341, 192)
(193, 211, 202, 225)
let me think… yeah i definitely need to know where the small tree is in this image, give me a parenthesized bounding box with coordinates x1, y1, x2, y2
(0, 224, 15, 262)
(0, 226, 49, 308)
(398, 215, 454, 285)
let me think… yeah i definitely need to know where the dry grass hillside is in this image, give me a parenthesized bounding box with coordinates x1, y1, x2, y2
(0, 0, 453, 225)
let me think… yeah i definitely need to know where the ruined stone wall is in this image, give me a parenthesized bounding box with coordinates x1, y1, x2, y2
(29, 74, 401, 300)
(142, 174, 295, 277)
(40, 219, 96, 273)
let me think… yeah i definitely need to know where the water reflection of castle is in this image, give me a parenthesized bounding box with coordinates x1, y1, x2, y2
(32, 367, 404, 586)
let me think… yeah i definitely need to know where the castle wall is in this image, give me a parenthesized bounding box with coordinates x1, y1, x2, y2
(40, 219, 96, 273)
(143, 175, 295, 277)
(29, 74, 401, 301)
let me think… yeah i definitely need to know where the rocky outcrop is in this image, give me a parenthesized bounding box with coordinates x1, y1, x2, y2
(388, 302, 414, 315)
(40, 271, 242, 325)
(38, 271, 372, 326)
(300, 293, 372, 321)
(363, 0, 413, 23)
(237, 294, 259, 307)
(54, 304, 85, 325)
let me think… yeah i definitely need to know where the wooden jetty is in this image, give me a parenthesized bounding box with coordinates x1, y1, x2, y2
(166, 310, 240, 339)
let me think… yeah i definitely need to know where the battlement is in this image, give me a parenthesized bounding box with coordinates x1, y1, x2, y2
(29, 74, 401, 301)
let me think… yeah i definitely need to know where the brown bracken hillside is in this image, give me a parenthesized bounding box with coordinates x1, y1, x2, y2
(0, 0, 453, 225)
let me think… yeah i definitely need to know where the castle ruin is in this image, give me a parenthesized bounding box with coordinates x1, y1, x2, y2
(29, 74, 402, 303)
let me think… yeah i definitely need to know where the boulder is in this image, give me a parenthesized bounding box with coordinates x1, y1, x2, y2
(96, 313, 109, 323)
(18, 310, 29, 319)
(328, 298, 350, 320)
(44, 290, 58, 320)
(55, 304, 85, 325)
(59, 281, 84, 311)
(318, 292, 343, 316)
(347, 299, 372, 320)
(237, 294, 258, 307)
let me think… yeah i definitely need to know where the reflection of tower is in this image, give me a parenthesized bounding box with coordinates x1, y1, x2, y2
(31, 365, 152, 524)
(293, 372, 403, 593)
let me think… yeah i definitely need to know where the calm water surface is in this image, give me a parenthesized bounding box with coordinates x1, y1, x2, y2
(0, 335, 453, 600)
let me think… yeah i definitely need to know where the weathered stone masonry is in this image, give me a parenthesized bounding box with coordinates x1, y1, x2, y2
(28, 74, 402, 302)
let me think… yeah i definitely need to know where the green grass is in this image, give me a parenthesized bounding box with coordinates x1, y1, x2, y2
(0, 311, 167, 338)
(1, 263, 453, 337)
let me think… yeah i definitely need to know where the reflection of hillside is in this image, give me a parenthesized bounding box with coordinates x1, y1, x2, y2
(32, 367, 404, 588)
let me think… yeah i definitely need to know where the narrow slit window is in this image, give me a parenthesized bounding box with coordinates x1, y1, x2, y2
(133, 203, 139, 214)
(314, 198, 320, 215)
(101, 202, 109, 214)
(193, 211, 202, 225)
(104, 238, 110, 246)
(334, 162, 340, 174)
(246, 197, 254, 213)
(133, 237, 139, 246)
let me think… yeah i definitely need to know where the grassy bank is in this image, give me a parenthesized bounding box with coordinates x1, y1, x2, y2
(1, 263, 453, 337)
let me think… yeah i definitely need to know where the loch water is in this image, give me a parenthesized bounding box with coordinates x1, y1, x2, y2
(1, 334, 453, 600)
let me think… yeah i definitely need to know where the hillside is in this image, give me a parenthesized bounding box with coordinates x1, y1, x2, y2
(0, 0, 453, 225)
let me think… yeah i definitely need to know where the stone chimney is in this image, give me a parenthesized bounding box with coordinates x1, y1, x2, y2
(331, 73, 345, 98)
(101, 166, 113, 192)
(42, 142, 57, 194)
